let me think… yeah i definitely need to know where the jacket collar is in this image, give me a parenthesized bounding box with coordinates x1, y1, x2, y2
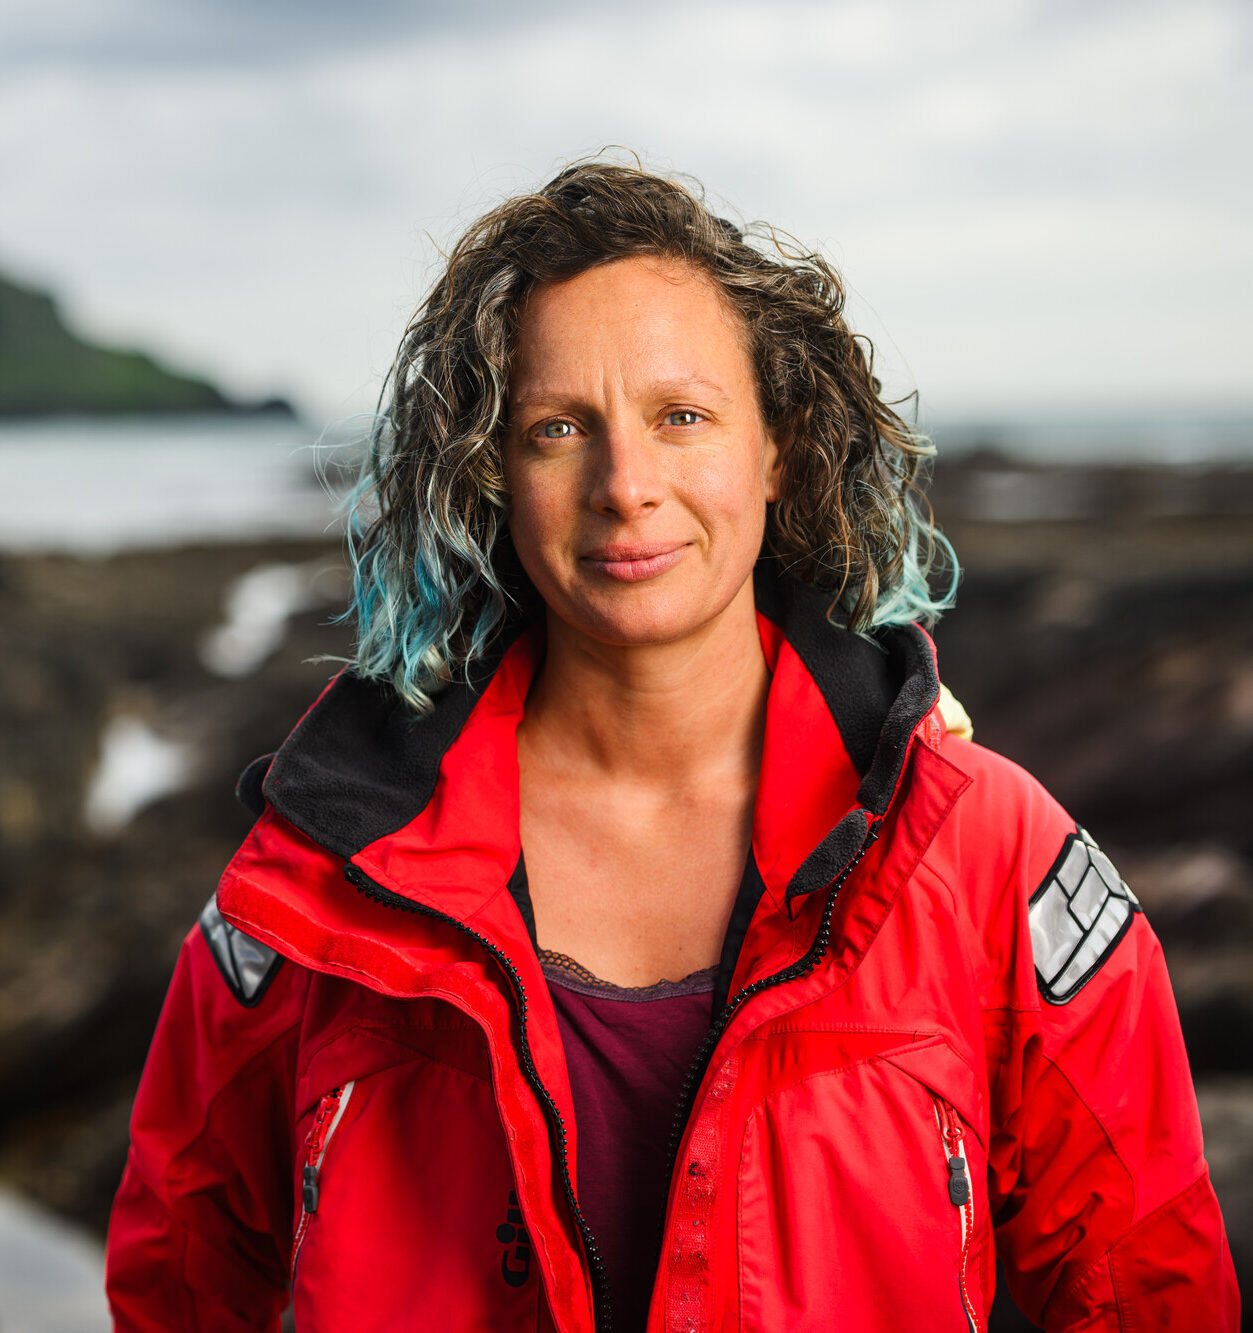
(238, 559, 945, 929)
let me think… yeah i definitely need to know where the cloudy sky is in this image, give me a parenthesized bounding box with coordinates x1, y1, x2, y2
(1, 0, 1249, 425)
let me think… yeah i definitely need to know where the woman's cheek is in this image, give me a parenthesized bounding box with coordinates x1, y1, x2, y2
(698, 460, 770, 551)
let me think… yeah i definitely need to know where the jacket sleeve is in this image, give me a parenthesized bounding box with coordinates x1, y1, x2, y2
(105, 904, 307, 1332)
(973, 760, 1239, 1330)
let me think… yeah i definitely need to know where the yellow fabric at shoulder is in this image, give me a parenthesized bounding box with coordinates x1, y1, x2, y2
(937, 683, 974, 741)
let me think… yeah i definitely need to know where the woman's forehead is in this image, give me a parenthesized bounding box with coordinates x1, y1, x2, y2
(516, 253, 728, 319)
(510, 372, 735, 415)
(509, 256, 752, 399)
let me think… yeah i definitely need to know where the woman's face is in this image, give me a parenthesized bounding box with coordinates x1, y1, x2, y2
(502, 255, 782, 649)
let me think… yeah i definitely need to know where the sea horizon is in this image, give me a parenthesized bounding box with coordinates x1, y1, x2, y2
(0, 408, 1249, 556)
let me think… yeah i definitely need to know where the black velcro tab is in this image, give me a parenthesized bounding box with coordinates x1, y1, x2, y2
(198, 895, 283, 1007)
(235, 752, 276, 818)
(1028, 826, 1142, 1004)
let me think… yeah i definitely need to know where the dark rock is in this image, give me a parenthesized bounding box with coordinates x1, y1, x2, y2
(0, 539, 351, 1230)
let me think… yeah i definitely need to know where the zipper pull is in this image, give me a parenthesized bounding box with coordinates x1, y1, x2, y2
(946, 1155, 969, 1207)
(938, 1099, 970, 1207)
(303, 1163, 320, 1213)
(301, 1085, 344, 1216)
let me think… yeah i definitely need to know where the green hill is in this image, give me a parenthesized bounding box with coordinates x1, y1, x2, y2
(0, 273, 293, 416)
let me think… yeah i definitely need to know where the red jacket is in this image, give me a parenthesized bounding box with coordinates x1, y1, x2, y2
(105, 570, 1238, 1331)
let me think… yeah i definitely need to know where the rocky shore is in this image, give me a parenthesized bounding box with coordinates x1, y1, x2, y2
(931, 459, 1253, 1327)
(0, 457, 1249, 1327)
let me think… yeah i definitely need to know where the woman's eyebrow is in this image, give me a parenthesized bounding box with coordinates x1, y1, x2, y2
(650, 376, 732, 403)
(510, 375, 732, 411)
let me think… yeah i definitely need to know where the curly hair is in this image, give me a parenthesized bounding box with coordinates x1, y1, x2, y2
(340, 156, 958, 714)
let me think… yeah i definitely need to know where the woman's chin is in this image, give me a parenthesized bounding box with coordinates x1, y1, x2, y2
(549, 583, 743, 651)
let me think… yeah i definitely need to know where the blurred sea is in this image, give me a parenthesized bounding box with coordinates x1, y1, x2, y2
(0, 415, 359, 554)
(928, 407, 1253, 466)
(0, 410, 1250, 555)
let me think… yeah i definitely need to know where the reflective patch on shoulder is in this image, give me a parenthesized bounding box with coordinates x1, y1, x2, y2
(198, 896, 282, 1007)
(1028, 826, 1142, 1004)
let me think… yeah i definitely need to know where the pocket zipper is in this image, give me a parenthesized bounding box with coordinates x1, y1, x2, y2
(291, 1081, 356, 1280)
(931, 1093, 982, 1333)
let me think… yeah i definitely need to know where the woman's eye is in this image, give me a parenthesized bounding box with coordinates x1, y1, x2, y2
(665, 410, 703, 427)
(538, 420, 575, 439)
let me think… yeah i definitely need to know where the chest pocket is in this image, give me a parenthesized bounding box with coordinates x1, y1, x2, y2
(288, 1031, 541, 1333)
(737, 1035, 989, 1333)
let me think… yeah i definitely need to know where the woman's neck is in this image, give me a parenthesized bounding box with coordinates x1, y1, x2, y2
(519, 579, 770, 790)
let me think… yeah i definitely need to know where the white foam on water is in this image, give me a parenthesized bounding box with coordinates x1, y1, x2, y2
(199, 560, 329, 677)
(82, 714, 195, 835)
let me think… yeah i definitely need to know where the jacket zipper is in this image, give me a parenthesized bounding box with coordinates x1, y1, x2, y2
(291, 1080, 356, 1282)
(343, 861, 612, 1333)
(932, 1093, 981, 1333)
(663, 814, 884, 1193)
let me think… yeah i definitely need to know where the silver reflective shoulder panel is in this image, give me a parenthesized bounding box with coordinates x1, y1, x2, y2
(198, 896, 283, 1007)
(1028, 826, 1142, 1004)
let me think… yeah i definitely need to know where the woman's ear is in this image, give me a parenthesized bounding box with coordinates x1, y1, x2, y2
(764, 422, 791, 503)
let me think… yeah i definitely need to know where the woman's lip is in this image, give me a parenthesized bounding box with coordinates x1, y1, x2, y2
(580, 543, 689, 582)
(583, 542, 686, 561)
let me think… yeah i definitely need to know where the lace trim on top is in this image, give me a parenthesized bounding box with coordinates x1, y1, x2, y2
(538, 948, 718, 1002)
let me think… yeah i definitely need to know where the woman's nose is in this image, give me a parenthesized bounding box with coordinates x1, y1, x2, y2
(587, 423, 664, 519)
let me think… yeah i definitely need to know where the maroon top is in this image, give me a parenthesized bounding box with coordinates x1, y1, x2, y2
(540, 950, 717, 1332)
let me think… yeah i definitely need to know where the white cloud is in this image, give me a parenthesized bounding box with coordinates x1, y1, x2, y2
(0, 0, 1248, 422)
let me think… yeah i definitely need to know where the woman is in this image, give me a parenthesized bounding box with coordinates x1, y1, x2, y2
(105, 160, 1237, 1331)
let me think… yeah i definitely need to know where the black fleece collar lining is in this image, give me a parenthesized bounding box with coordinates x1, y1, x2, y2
(749, 565, 938, 815)
(249, 559, 940, 868)
(748, 565, 941, 907)
(258, 634, 522, 861)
